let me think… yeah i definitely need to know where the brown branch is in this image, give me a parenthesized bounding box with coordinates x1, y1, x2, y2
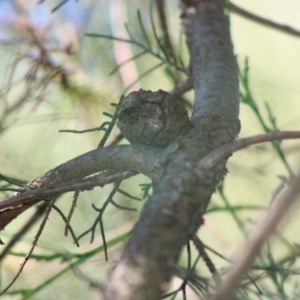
(0, 197, 55, 296)
(0, 171, 135, 211)
(155, 0, 177, 65)
(104, 132, 123, 147)
(65, 190, 79, 236)
(192, 235, 222, 286)
(212, 170, 300, 300)
(230, 3, 300, 39)
(0, 203, 47, 261)
(0, 171, 136, 230)
(0, 20, 74, 134)
(155, 0, 180, 83)
(169, 78, 193, 97)
(199, 130, 300, 170)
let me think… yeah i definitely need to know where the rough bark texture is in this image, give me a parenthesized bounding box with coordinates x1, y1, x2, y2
(102, 0, 240, 299)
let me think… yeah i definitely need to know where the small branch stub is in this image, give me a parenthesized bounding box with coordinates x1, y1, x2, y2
(117, 89, 190, 148)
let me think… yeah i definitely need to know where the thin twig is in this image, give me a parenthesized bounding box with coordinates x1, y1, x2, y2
(169, 79, 193, 97)
(69, 262, 102, 291)
(0, 203, 47, 261)
(0, 197, 55, 296)
(203, 242, 232, 263)
(192, 235, 222, 286)
(199, 131, 300, 170)
(212, 171, 300, 300)
(51, 204, 79, 246)
(155, 0, 180, 83)
(65, 190, 79, 236)
(230, 3, 300, 38)
(76, 180, 123, 261)
(105, 132, 123, 146)
(243, 274, 264, 295)
(0, 171, 136, 212)
(155, 0, 177, 64)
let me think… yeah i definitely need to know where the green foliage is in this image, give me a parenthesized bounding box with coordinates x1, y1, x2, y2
(85, 5, 186, 93)
(140, 183, 152, 199)
(239, 58, 293, 176)
(6, 231, 130, 299)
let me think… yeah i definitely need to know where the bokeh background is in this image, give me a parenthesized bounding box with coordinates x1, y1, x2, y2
(0, 0, 300, 299)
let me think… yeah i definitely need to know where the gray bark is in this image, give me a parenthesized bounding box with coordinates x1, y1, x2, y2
(102, 1, 240, 299)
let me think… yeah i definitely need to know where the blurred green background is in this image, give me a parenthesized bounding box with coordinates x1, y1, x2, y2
(0, 0, 300, 299)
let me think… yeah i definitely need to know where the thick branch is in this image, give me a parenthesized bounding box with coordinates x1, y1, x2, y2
(182, 0, 240, 136)
(29, 144, 161, 189)
(102, 1, 239, 299)
(0, 144, 162, 229)
(103, 140, 223, 299)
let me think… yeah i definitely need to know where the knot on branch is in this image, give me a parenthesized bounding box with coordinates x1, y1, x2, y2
(117, 89, 190, 148)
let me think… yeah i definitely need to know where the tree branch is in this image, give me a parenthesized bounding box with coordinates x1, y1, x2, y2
(0, 203, 47, 260)
(169, 78, 193, 96)
(212, 170, 300, 300)
(199, 130, 300, 170)
(0, 197, 56, 296)
(0, 171, 135, 230)
(29, 144, 162, 189)
(102, 1, 240, 299)
(0, 144, 162, 229)
(182, 0, 240, 136)
(230, 3, 300, 39)
(155, 0, 177, 65)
